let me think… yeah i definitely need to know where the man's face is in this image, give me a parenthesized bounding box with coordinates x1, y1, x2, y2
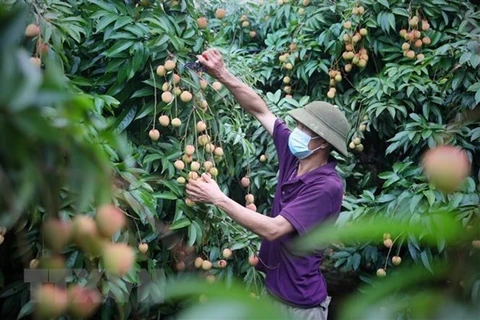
(295, 121, 328, 151)
(296, 122, 318, 138)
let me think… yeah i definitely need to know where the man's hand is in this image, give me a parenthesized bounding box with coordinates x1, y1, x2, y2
(186, 173, 225, 205)
(197, 49, 228, 81)
(186, 173, 295, 241)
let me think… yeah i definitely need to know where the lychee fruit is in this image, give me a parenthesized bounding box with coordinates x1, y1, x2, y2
(212, 81, 222, 91)
(138, 243, 148, 253)
(25, 24, 40, 37)
(197, 17, 208, 29)
(174, 160, 185, 170)
(95, 204, 126, 238)
(215, 8, 226, 19)
(156, 65, 166, 76)
(376, 268, 386, 277)
(196, 121, 207, 132)
(102, 243, 136, 277)
(180, 91, 193, 102)
(171, 118, 182, 127)
(202, 260, 212, 270)
(41, 218, 72, 252)
(222, 248, 232, 259)
(161, 91, 173, 103)
(164, 60, 176, 71)
(33, 284, 68, 320)
(159, 115, 170, 127)
(241, 177, 250, 188)
(67, 285, 102, 319)
(248, 256, 259, 266)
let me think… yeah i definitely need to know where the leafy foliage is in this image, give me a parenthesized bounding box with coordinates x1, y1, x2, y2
(0, 0, 479, 319)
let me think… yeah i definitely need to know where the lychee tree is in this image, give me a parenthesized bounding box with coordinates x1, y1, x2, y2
(1, 0, 480, 319)
(0, 0, 281, 319)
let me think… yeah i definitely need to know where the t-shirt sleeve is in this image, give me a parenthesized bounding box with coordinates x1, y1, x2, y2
(279, 186, 334, 235)
(272, 118, 294, 167)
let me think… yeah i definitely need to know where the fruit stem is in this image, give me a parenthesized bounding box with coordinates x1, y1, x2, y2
(149, 64, 158, 130)
(118, 208, 141, 221)
(131, 213, 142, 241)
(181, 108, 194, 145)
(192, 110, 200, 161)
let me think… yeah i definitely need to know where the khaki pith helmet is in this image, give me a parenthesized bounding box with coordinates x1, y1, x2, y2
(288, 101, 351, 157)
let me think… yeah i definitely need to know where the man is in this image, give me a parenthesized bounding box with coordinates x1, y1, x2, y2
(186, 49, 351, 320)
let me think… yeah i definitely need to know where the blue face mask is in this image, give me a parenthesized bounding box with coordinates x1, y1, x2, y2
(288, 128, 322, 159)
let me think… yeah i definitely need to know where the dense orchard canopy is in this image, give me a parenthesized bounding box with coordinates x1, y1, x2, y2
(0, 0, 479, 319)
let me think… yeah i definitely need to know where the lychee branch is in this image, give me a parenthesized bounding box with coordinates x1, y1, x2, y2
(384, 232, 404, 271)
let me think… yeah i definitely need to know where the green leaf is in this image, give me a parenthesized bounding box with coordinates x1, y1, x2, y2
(423, 190, 436, 206)
(123, 191, 144, 218)
(187, 223, 197, 246)
(88, 0, 119, 13)
(104, 41, 135, 58)
(16, 301, 33, 319)
(96, 14, 117, 32)
(230, 242, 248, 250)
(114, 16, 133, 30)
(436, 238, 446, 253)
(352, 253, 361, 271)
(378, 0, 390, 8)
(114, 106, 137, 133)
(0, 282, 27, 298)
(131, 87, 153, 98)
(420, 250, 433, 273)
(66, 251, 79, 268)
(391, 7, 409, 17)
(170, 217, 191, 230)
(156, 192, 178, 200)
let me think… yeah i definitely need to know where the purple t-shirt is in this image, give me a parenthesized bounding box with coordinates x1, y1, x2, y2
(256, 118, 344, 308)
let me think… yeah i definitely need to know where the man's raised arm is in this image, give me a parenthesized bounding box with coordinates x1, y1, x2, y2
(197, 49, 276, 136)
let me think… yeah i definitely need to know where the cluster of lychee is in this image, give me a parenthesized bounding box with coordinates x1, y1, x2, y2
(169, 242, 196, 272)
(174, 139, 224, 206)
(376, 233, 402, 278)
(326, 69, 343, 99)
(150, 58, 222, 141)
(296, 0, 310, 15)
(240, 176, 257, 212)
(239, 15, 256, 38)
(400, 16, 431, 60)
(280, 42, 298, 97)
(30, 205, 134, 319)
(341, 18, 369, 73)
(348, 135, 364, 152)
(33, 283, 102, 320)
(193, 248, 259, 283)
(194, 248, 231, 283)
(348, 114, 368, 152)
(279, 52, 294, 72)
(25, 23, 49, 68)
(37, 205, 133, 275)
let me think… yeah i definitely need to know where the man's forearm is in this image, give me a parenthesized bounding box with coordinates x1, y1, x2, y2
(213, 194, 276, 241)
(218, 70, 269, 117)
